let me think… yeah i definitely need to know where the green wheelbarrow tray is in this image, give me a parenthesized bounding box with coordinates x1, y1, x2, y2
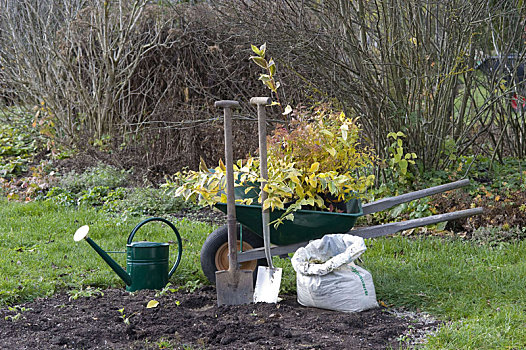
(214, 199, 363, 246)
(204, 179, 484, 266)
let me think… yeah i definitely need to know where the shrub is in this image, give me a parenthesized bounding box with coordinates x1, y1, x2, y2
(57, 164, 130, 193)
(171, 105, 375, 223)
(103, 187, 191, 216)
(471, 225, 526, 246)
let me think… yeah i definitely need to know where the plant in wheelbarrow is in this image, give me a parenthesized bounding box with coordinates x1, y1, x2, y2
(167, 104, 376, 285)
(171, 105, 375, 221)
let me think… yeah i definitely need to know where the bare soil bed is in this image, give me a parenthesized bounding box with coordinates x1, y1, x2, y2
(0, 286, 439, 349)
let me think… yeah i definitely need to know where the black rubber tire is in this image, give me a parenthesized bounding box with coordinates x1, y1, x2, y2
(200, 224, 268, 285)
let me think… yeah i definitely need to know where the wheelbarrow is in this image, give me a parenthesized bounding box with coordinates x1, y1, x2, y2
(200, 178, 484, 284)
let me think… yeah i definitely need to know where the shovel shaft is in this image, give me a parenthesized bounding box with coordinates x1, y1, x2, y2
(252, 97, 274, 269)
(216, 100, 240, 272)
(214, 100, 254, 306)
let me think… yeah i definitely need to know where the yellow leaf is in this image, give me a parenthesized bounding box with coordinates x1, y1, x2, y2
(284, 214, 294, 221)
(309, 162, 319, 172)
(289, 175, 300, 185)
(146, 300, 159, 309)
(320, 129, 334, 139)
(199, 157, 209, 172)
(218, 159, 226, 171)
(327, 147, 336, 157)
(296, 185, 305, 198)
(341, 126, 348, 141)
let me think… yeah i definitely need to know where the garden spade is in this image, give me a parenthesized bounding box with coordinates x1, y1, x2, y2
(214, 100, 254, 306)
(251, 97, 283, 303)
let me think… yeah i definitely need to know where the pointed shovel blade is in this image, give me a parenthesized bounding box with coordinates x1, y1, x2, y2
(215, 269, 254, 306)
(253, 266, 282, 303)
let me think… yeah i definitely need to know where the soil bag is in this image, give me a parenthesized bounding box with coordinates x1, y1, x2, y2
(291, 234, 378, 313)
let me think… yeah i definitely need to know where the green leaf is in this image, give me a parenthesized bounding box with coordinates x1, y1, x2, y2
(264, 80, 276, 91)
(259, 43, 266, 57)
(258, 74, 271, 82)
(328, 181, 337, 194)
(390, 203, 407, 218)
(399, 159, 408, 175)
(250, 56, 267, 69)
(251, 44, 261, 56)
(436, 221, 448, 231)
(268, 59, 276, 76)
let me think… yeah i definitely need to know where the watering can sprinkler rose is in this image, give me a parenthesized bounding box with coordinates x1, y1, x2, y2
(74, 217, 183, 292)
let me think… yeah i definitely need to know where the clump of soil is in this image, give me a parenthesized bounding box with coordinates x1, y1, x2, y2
(0, 286, 439, 349)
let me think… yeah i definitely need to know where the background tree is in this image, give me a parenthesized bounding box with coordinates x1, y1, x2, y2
(1, 0, 525, 175)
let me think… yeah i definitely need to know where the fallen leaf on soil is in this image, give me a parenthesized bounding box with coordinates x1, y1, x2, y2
(146, 300, 159, 308)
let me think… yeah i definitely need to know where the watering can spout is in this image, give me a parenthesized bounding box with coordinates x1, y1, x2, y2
(74, 226, 132, 286)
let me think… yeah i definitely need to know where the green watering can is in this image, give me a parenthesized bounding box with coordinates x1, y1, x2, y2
(74, 217, 183, 292)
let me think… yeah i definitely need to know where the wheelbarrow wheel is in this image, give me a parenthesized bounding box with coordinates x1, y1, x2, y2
(200, 224, 267, 285)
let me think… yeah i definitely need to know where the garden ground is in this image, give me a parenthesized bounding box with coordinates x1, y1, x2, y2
(1, 143, 526, 349)
(0, 286, 438, 350)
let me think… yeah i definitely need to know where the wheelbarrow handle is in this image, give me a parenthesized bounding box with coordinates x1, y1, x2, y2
(350, 207, 484, 239)
(362, 179, 470, 215)
(237, 207, 484, 262)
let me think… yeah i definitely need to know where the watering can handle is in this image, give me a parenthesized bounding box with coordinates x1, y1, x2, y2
(127, 217, 183, 279)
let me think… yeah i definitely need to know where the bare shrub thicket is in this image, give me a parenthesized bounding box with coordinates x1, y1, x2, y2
(472, 1, 526, 162)
(217, 0, 526, 172)
(0, 1, 306, 172)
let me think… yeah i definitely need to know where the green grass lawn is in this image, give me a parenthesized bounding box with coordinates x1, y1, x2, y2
(0, 198, 215, 305)
(363, 237, 526, 349)
(1, 198, 525, 349)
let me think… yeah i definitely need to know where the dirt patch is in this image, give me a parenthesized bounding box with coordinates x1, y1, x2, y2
(431, 188, 526, 234)
(0, 286, 439, 349)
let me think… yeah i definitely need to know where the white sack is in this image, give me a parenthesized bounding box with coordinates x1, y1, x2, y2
(291, 234, 378, 313)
